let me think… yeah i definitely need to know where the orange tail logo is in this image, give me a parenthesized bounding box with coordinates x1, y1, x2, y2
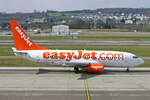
(10, 20, 48, 50)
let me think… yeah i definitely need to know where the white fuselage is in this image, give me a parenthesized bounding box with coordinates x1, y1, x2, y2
(14, 49, 144, 68)
(9, 20, 144, 69)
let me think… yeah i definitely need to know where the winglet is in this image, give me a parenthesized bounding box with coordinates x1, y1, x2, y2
(10, 20, 48, 50)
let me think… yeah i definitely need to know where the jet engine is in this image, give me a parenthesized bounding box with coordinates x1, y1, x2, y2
(88, 64, 104, 72)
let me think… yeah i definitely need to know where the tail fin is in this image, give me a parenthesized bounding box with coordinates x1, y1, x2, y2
(10, 20, 48, 50)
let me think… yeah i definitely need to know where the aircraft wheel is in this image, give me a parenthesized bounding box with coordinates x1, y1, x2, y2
(126, 68, 130, 72)
(74, 66, 80, 73)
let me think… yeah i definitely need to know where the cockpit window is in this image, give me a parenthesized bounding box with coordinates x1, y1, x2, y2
(133, 56, 139, 59)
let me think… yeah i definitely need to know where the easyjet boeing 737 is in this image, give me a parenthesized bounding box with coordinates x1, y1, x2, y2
(10, 20, 144, 73)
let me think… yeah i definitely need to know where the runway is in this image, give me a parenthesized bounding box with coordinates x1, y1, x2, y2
(1, 40, 150, 45)
(0, 67, 150, 100)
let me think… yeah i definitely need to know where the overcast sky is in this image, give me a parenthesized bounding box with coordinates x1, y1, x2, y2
(1, 0, 150, 13)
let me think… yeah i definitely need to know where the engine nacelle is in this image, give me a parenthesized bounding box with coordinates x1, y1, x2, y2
(88, 64, 104, 72)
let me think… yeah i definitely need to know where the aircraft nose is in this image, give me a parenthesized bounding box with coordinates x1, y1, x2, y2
(139, 58, 144, 65)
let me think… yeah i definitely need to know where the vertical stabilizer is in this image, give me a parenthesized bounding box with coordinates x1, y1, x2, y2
(10, 20, 48, 50)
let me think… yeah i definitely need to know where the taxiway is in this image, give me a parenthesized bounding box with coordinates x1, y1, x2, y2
(1, 40, 150, 45)
(0, 67, 150, 100)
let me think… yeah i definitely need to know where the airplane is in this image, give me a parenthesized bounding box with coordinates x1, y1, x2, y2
(9, 20, 144, 73)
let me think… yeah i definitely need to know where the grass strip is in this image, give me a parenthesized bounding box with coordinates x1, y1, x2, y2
(1, 36, 150, 41)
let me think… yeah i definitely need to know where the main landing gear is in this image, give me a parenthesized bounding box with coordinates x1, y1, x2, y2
(74, 66, 80, 73)
(126, 67, 130, 72)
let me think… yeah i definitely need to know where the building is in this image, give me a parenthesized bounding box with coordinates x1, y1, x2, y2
(125, 20, 133, 24)
(33, 18, 45, 23)
(52, 25, 69, 36)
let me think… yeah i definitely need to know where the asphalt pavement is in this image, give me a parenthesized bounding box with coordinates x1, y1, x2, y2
(0, 67, 150, 100)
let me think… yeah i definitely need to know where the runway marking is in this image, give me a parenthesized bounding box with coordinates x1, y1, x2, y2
(81, 73, 91, 100)
(85, 79, 91, 100)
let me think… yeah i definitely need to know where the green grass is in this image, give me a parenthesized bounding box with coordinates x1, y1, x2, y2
(0, 46, 14, 56)
(143, 25, 150, 32)
(1, 35, 150, 41)
(0, 58, 50, 67)
(0, 36, 13, 40)
(78, 36, 150, 41)
(1, 45, 150, 57)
